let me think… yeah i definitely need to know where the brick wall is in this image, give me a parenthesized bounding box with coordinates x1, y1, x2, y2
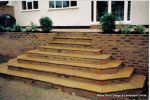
(93, 34, 148, 75)
(0, 5, 14, 16)
(0, 32, 148, 75)
(0, 32, 56, 58)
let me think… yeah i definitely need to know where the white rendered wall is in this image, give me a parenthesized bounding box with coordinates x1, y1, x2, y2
(13, 0, 91, 26)
(130, 1, 149, 25)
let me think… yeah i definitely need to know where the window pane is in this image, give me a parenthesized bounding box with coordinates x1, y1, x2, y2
(127, 1, 131, 20)
(97, 1, 108, 21)
(33, 1, 38, 9)
(49, 1, 54, 8)
(27, 2, 32, 9)
(71, 1, 77, 7)
(63, 1, 69, 8)
(22, 1, 26, 10)
(56, 1, 62, 8)
(112, 1, 124, 21)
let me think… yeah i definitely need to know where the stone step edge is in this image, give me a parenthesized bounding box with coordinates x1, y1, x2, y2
(27, 49, 111, 60)
(50, 41, 92, 46)
(54, 37, 92, 39)
(0, 66, 146, 93)
(17, 54, 122, 70)
(40, 45, 101, 52)
(8, 59, 134, 81)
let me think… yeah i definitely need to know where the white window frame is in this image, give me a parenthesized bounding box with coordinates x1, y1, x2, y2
(92, 0, 131, 25)
(21, 0, 39, 11)
(48, 0, 78, 10)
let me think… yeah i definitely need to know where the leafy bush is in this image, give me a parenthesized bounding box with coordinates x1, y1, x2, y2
(5, 27, 12, 32)
(100, 13, 116, 33)
(12, 24, 22, 32)
(134, 25, 145, 34)
(30, 22, 38, 32)
(25, 26, 32, 32)
(0, 25, 5, 32)
(120, 25, 131, 34)
(0, 1, 8, 5)
(39, 17, 53, 33)
(24, 22, 38, 32)
(0, 24, 22, 32)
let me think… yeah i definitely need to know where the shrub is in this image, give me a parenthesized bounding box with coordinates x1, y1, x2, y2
(0, 25, 5, 32)
(12, 24, 22, 32)
(30, 22, 38, 32)
(134, 25, 145, 34)
(100, 13, 116, 33)
(5, 27, 12, 32)
(39, 17, 53, 33)
(120, 25, 131, 34)
(25, 26, 32, 32)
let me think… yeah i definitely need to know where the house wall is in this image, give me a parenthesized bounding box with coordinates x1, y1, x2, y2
(12, 1, 149, 26)
(131, 1, 149, 25)
(13, 0, 91, 26)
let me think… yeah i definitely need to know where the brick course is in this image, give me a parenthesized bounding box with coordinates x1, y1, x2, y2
(93, 34, 148, 75)
(0, 5, 14, 16)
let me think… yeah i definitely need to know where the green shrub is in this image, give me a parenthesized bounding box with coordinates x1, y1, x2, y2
(100, 13, 116, 33)
(12, 24, 22, 32)
(25, 26, 32, 32)
(39, 17, 53, 33)
(134, 25, 145, 34)
(30, 22, 38, 32)
(5, 27, 13, 32)
(0, 25, 5, 32)
(120, 25, 131, 34)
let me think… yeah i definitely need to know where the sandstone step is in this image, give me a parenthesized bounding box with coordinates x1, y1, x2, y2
(55, 36, 92, 39)
(39, 46, 101, 55)
(50, 40, 92, 46)
(40, 45, 101, 52)
(49, 44, 92, 48)
(17, 54, 122, 70)
(57, 32, 93, 38)
(0, 66, 146, 93)
(54, 38, 92, 43)
(27, 49, 110, 60)
(8, 59, 134, 81)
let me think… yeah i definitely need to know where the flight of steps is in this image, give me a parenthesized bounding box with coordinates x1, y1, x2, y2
(0, 32, 146, 99)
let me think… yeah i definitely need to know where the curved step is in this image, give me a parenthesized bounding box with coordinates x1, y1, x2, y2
(40, 45, 101, 52)
(17, 54, 122, 70)
(0, 66, 146, 93)
(8, 59, 134, 81)
(27, 49, 111, 60)
(50, 41, 92, 45)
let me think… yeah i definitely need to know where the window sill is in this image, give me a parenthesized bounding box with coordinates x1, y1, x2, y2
(48, 7, 78, 11)
(91, 21, 131, 25)
(21, 9, 40, 12)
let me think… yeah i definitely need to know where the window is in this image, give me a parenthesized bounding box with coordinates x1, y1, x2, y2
(49, 0, 77, 9)
(97, 1, 108, 21)
(111, 1, 124, 21)
(95, 1, 131, 22)
(127, 1, 131, 20)
(56, 1, 62, 8)
(71, 1, 77, 7)
(21, 0, 39, 10)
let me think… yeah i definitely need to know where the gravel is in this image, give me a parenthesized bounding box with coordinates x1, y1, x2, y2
(0, 77, 89, 100)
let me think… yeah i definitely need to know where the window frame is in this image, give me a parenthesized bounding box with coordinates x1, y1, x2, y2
(21, 0, 39, 11)
(49, 0, 78, 10)
(93, 0, 131, 24)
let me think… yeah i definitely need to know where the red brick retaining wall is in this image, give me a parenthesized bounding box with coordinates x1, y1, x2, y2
(0, 32, 56, 58)
(93, 34, 148, 75)
(0, 32, 148, 75)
